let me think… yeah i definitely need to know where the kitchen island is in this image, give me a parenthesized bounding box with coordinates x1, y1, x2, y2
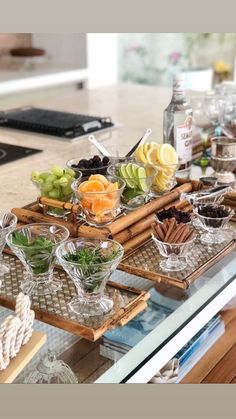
(0, 83, 235, 384)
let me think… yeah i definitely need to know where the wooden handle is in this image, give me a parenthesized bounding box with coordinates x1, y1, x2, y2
(38, 197, 81, 214)
(117, 300, 148, 327)
(11, 208, 78, 237)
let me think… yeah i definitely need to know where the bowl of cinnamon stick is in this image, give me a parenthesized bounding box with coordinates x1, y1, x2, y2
(151, 218, 196, 272)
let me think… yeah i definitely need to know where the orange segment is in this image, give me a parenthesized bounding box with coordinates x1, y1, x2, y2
(92, 198, 115, 214)
(78, 180, 105, 193)
(106, 182, 119, 192)
(80, 198, 92, 210)
(78, 181, 88, 192)
(89, 174, 109, 187)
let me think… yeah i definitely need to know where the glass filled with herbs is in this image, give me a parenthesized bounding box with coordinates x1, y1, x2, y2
(6, 223, 69, 296)
(56, 238, 124, 319)
(0, 212, 17, 276)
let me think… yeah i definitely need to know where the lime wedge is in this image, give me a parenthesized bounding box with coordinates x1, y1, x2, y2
(119, 164, 135, 189)
(131, 163, 140, 178)
(137, 167, 148, 192)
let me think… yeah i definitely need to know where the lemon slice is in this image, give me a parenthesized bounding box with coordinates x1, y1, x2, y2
(143, 143, 150, 157)
(146, 147, 159, 165)
(159, 144, 178, 165)
(136, 145, 147, 164)
(154, 175, 166, 192)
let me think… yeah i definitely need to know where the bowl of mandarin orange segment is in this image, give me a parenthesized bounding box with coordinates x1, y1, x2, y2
(71, 174, 125, 227)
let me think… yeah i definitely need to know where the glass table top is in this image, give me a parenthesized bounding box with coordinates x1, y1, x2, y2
(3, 247, 234, 384)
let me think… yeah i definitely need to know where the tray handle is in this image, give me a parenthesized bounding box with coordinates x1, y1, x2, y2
(117, 300, 148, 327)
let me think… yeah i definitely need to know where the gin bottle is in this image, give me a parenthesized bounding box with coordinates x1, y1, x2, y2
(163, 73, 193, 177)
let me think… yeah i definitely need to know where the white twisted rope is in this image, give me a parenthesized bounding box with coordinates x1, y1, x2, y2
(0, 292, 35, 371)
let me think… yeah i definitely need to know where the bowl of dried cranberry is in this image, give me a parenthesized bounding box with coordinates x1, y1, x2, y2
(156, 206, 192, 224)
(67, 155, 110, 178)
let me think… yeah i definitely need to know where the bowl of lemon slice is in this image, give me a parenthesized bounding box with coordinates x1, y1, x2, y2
(135, 142, 179, 195)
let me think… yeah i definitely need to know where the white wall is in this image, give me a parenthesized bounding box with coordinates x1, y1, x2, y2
(32, 34, 87, 69)
(32, 33, 119, 89)
(87, 33, 118, 89)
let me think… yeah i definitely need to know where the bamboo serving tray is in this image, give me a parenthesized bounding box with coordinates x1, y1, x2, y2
(119, 224, 236, 289)
(7, 179, 236, 293)
(0, 252, 150, 342)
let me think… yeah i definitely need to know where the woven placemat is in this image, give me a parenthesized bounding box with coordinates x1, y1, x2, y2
(0, 253, 148, 341)
(119, 223, 236, 289)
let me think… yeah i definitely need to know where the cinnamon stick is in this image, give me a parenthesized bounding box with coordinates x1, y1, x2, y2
(176, 177, 204, 191)
(154, 223, 165, 241)
(222, 199, 236, 208)
(168, 223, 185, 243)
(114, 213, 156, 244)
(11, 208, 109, 240)
(164, 218, 177, 242)
(108, 183, 193, 236)
(123, 228, 152, 253)
(78, 224, 110, 239)
(11, 208, 78, 237)
(176, 226, 191, 243)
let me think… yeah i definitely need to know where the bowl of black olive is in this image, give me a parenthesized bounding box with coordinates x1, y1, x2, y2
(67, 155, 110, 178)
(194, 203, 234, 245)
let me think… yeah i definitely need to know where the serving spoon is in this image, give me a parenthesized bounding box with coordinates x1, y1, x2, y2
(88, 128, 152, 159)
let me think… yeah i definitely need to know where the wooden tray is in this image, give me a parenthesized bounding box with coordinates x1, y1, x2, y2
(0, 331, 46, 383)
(119, 224, 236, 289)
(0, 252, 149, 342)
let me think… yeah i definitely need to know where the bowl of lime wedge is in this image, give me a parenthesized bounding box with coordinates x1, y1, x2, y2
(107, 161, 155, 210)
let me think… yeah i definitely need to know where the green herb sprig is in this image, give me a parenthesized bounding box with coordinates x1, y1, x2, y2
(11, 231, 54, 275)
(63, 246, 120, 293)
(64, 247, 119, 265)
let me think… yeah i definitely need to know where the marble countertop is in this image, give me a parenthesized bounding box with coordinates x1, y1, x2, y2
(0, 83, 206, 211)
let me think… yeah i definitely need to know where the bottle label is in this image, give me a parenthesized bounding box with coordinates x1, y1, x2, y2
(173, 75, 185, 94)
(174, 115, 192, 164)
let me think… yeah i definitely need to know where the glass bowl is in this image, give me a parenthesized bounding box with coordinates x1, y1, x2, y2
(67, 156, 111, 178)
(32, 170, 81, 218)
(194, 204, 234, 244)
(152, 233, 196, 272)
(0, 212, 17, 276)
(71, 175, 125, 227)
(6, 223, 69, 296)
(107, 161, 155, 210)
(56, 238, 124, 319)
(150, 162, 179, 196)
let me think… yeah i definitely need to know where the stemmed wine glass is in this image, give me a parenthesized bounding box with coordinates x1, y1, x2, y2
(204, 93, 223, 133)
(218, 94, 236, 138)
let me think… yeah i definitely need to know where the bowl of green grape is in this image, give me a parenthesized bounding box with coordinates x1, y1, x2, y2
(31, 165, 81, 218)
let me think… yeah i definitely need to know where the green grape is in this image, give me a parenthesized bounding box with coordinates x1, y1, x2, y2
(48, 189, 60, 199)
(39, 172, 51, 181)
(51, 165, 64, 178)
(58, 176, 69, 187)
(63, 173, 73, 181)
(53, 179, 61, 187)
(64, 168, 76, 177)
(35, 177, 44, 185)
(45, 174, 57, 184)
(42, 183, 53, 193)
(31, 171, 40, 181)
(62, 185, 72, 196)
